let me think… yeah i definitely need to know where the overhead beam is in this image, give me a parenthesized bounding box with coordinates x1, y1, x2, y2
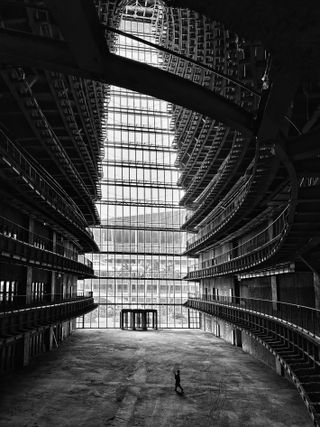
(44, 0, 109, 73)
(0, 28, 254, 135)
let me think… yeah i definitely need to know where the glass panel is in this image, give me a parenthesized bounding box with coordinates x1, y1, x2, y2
(78, 2, 199, 329)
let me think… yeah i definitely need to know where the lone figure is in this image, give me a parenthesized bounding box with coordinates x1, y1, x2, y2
(174, 369, 184, 393)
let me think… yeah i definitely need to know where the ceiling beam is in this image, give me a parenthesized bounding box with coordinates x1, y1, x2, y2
(0, 28, 254, 135)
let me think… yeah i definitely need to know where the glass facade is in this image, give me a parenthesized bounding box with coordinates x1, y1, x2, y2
(77, 2, 199, 329)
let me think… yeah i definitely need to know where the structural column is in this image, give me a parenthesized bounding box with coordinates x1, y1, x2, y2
(314, 272, 320, 311)
(271, 276, 278, 312)
(25, 217, 35, 305)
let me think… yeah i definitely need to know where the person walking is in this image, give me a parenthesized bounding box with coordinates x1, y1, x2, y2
(174, 369, 184, 393)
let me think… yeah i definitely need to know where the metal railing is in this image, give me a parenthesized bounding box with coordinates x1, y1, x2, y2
(0, 128, 88, 229)
(0, 292, 93, 315)
(188, 294, 320, 339)
(188, 207, 288, 276)
(0, 293, 97, 336)
(0, 216, 92, 269)
(186, 176, 252, 250)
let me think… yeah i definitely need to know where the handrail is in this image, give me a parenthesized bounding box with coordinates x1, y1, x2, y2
(0, 292, 93, 316)
(0, 215, 93, 268)
(187, 294, 320, 339)
(188, 207, 288, 273)
(0, 129, 87, 228)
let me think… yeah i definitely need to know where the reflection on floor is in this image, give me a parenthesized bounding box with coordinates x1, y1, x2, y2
(0, 330, 312, 426)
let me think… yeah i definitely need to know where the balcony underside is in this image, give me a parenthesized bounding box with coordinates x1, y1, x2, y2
(0, 296, 98, 343)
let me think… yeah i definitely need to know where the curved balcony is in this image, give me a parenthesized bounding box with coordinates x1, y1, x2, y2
(0, 130, 98, 252)
(186, 175, 252, 251)
(0, 216, 95, 278)
(176, 119, 219, 174)
(45, 71, 98, 191)
(2, 68, 99, 224)
(158, 9, 266, 189)
(0, 293, 97, 338)
(69, 75, 105, 179)
(185, 143, 280, 253)
(182, 133, 253, 230)
(185, 296, 320, 426)
(187, 207, 289, 279)
(187, 178, 320, 279)
(179, 126, 232, 203)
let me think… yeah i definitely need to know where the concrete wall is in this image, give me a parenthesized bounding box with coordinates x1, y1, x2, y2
(277, 272, 315, 307)
(0, 320, 74, 375)
(241, 333, 276, 371)
(202, 314, 280, 376)
(240, 276, 273, 300)
(239, 272, 316, 307)
(201, 275, 235, 298)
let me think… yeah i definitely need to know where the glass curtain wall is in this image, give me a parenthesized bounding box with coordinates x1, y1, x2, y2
(77, 1, 199, 328)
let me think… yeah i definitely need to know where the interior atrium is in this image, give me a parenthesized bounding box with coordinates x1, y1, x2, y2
(0, 0, 320, 425)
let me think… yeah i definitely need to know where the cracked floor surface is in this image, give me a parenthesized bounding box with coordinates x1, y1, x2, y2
(0, 329, 312, 426)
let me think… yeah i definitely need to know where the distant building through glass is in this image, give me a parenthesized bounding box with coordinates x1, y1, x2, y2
(77, 1, 199, 328)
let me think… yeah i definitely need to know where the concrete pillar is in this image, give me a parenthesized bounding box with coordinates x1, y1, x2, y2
(275, 358, 284, 376)
(26, 217, 35, 305)
(314, 272, 320, 310)
(52, 230, 57, 252)
(23, 332, 31, 366)
(132, 312, 136, 330)
(25, 267, 33, 305)
(50, 272, 56, 303)
(268, 217, 273, 240)
(271, 276, 278, 311)
(234, 329, 242, 347)
(142, 311, 147, 331)
(44, 326, 54, 351)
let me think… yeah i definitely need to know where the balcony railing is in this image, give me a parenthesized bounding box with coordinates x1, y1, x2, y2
(186, 176, 252, 250)
(0, 293, 97, 337)
(0, 216, 93, 272)
(187, 207, 288, 278)
(0, 292, 94, 315)
(188, 294, 320, 338)
(0, 129, 88, 230)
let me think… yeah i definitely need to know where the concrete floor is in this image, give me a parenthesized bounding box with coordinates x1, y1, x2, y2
(0, 330, 312, 427)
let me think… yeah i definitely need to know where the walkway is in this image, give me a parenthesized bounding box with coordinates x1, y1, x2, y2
(0, 330, 312, 426)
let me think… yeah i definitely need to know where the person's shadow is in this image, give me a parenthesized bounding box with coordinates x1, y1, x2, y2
(175, 390, 185, 397)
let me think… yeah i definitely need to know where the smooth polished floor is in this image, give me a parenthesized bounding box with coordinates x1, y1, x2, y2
(0, 330, 312, 426)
